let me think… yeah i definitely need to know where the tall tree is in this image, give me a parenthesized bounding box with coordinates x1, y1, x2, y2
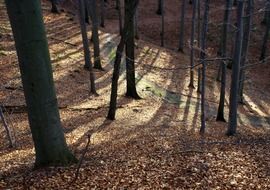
(125, 0, 141, 99)
(260, 0, 270, 61)
(78, 0, 96, 94)
(5, 0, 77, 167)
(88, 0, 103, 70)
(160, 0, 165, 47)
(178, 0, 187, 52)
(107, 0, 139, 120)
(227, 0, 244, 136)
(216, 0, 233, 122)
(100, 0, 105, 27)
(199, 0, 210, 134)
(239, 0, 254, 103)
(189, 0, 198, 88)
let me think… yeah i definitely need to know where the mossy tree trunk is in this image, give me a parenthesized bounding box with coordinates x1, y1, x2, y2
(5, 0, 77, 167)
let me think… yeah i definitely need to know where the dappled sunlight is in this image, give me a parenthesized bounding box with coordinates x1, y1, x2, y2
(243, 93, 269, 117)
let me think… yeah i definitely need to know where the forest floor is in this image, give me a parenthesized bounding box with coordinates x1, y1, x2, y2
(0, 0, 270, 189)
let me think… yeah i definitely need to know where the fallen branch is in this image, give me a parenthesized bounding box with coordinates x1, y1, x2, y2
(73, 134, 91, 182)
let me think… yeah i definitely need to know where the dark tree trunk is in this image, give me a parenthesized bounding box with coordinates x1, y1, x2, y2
(199, 0, 209, 134)
(5, 0, 77, 167)
(178, 0, 187, 52)
(260, 0, 270, 61)
(125, 0, 141, 99)
(78, 0, 96, 94)
(160, 0, 165, 47)
(88, 0, 103, 70)
(216, 0, 233, 122)
(227, 1, 244, 136)
(197, 0, 201, 93)
(156, 0, 162, 15)
(50, 0, 60, 14)
(239, 0, 254, 104)
(189, 0, 197, 88)
(107, 0, 139, 120)
(100, 0, 105, 27)
(117, 0, 123, 35)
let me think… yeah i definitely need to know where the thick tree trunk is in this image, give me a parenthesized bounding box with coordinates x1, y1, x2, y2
(5, 0, 77, 167)
(227, 1, 244, 136)
(88, 0, 103, 70)
(189, 0, 197, 88)
(260, 0, 270, 61)
(107, 0, 139, 120)
(78, 0, 96, 94)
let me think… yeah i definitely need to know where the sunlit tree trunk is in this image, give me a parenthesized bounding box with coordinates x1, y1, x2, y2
(227, 1, 244, 136)
(5, 0, 77, 167)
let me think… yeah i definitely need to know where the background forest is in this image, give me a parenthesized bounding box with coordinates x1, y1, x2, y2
(0, 0, 270, 189)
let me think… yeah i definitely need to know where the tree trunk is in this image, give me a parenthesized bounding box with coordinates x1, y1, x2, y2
(156, 0, 162, 15)
(197, 0, 201, 93)
(100, 0, 105, 27)
(189, 0, 197, 88)
(216, 0, 233, 122)
(160, 0, 165, 47)
(88, 0, 103, 70)
(5, 0, 77, 167)
(239, 0, 254, 104)
(117, 0, 123, 35)
(78, 0, 96, 94)
(260, 0, 270, 61)
(227, 1, 244, 136)
(178, 0, 187, 52)
(107, 0, 139, 120)
(199, 0, 209, 134)
(125, 0, 141, 99)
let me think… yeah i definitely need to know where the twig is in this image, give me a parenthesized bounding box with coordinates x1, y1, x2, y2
(73, 134, 91, 182)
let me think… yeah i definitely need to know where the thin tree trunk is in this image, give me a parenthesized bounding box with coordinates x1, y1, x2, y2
(117, 0, 123, 35)
(227, 1, 244, 136)
(88, 0, 103, 70)
(216, 0, 233, 122)
(189, 0, 197, 88)
(125, 0, 141, 99)
(100, 0, 105, 27)
(156, 0, 162, 15)
(0, 106, 15, 147)
(199, 0, 209, 134)
(239, 0, 253, 104)
(197, 0, 201, 93)
(161, 0, 165, 47)
(178, 0, 187, 52)
(5, 0, 77, 167)
(107, 0, 139, 120)
(134, 8, 139, 39)
(78, 0, 96, 94)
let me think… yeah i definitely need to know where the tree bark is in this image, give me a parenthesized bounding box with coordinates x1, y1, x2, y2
(5, 0, 77, 167)
(216, 0, 233, 122)
(227, 1, 244, 136)
(107, 0, 139, 120)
